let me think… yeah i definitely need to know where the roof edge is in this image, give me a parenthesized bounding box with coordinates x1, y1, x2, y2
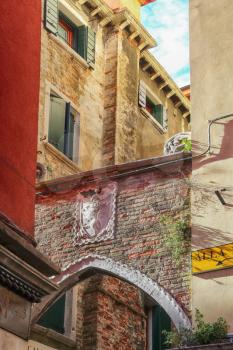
(36, 152, 191, 194)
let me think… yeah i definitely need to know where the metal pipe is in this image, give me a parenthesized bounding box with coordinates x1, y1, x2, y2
(207, 113, 233, 154)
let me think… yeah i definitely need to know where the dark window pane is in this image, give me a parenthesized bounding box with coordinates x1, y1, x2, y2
(146, 97, 163, 126)
(38, 294, 66, 334)
(77, 25, 87, 59)
(64, 103, 74, 160)
(152, 305, 171, 350)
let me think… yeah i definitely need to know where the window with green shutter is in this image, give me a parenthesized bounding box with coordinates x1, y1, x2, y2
(139, 81, 165, 127)
(44, 0, 96, 65)
(145, 96, 164, 126)
(48, 92, 78, 160)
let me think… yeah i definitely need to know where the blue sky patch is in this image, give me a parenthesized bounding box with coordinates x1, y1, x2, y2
(141, 0, 190, 87)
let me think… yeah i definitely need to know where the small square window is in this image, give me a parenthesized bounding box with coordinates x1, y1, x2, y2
(139, 81, 166, 128)
(146, 96, 164, 126)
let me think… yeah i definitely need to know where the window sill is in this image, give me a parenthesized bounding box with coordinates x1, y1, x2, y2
(49, 33, 90, 70)
(31, 324, 76, 349)
(44, 142, 80, 173)
(140, 107, 167, 134)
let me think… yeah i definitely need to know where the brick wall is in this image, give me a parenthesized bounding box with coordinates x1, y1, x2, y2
(76, 274, 146, 350)
(35, 159, 191, 315)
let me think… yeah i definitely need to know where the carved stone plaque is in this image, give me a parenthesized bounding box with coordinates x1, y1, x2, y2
(72, 182, 117, 245)
(0, 286, 31, 339)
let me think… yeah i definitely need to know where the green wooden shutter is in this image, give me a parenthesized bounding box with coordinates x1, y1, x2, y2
(44, 0, 58, 34)
(87, 27, 96, 66)
(139, 80, 147, 108)
(38, 294, 66, 334)
(73, 114, 80, 163)
(154, 104, 164, 125)
(76, 26, 96, 65)
(77, 25, 87, 59)
(152, 305, 171, 350)
(64, 103, 74, 160)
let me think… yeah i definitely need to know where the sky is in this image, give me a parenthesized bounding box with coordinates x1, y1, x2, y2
(141, 0, 190, 88)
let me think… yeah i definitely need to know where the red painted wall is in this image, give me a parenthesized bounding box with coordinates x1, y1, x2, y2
(0, 0, 41, 236)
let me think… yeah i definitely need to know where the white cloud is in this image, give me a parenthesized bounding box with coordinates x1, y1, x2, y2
(141, 0, 190, 87)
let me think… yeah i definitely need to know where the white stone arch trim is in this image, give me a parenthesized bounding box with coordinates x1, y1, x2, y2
(32, 255, 191, 330)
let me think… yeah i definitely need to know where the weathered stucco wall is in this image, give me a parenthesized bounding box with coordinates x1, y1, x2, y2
(0, 329, 27, 350)
(190, 0, 233, 330)
(28, 341, 56, 350)
(104, 0, 141, 19)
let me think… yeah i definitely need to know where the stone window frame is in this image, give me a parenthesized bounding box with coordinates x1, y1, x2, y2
(34, 288, 78, 345)
(64, 288, 78, 340)
(44, 82, 80, 165)
(147, 309, 153, 350)
(139, 82, 168, 134)
(58, 0, 89, 29)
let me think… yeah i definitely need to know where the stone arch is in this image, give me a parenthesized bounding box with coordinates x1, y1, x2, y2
(32, 255, 191, 330)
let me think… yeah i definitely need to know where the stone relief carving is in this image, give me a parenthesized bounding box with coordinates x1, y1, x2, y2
(72, 182, 117, 245)
(164, 132, 191, 155)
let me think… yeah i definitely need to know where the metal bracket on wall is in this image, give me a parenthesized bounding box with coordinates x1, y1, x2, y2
(215, 188, 233, 207)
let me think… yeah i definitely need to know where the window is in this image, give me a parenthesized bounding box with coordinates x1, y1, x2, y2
(146, 96, 164, 125)
(57, 13, 86, 59)
(48, 92, 78, 160)
(38, 294, 66, 334)
(37, 289, 77, 339)
(44, 0, 96, 65)
(139, 81, 166, 127)
(148, 305, 171, 350)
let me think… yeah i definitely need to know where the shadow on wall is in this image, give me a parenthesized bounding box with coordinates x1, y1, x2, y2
(192, 224, 233, 250)
(194, 266, 233, 280)
(193, 119, 233, 171)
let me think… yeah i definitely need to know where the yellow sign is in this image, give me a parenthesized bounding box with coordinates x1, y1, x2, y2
(192, 243, 233, 274)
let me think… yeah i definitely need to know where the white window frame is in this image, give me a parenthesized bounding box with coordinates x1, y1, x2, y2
(58, 0, 88, 27)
